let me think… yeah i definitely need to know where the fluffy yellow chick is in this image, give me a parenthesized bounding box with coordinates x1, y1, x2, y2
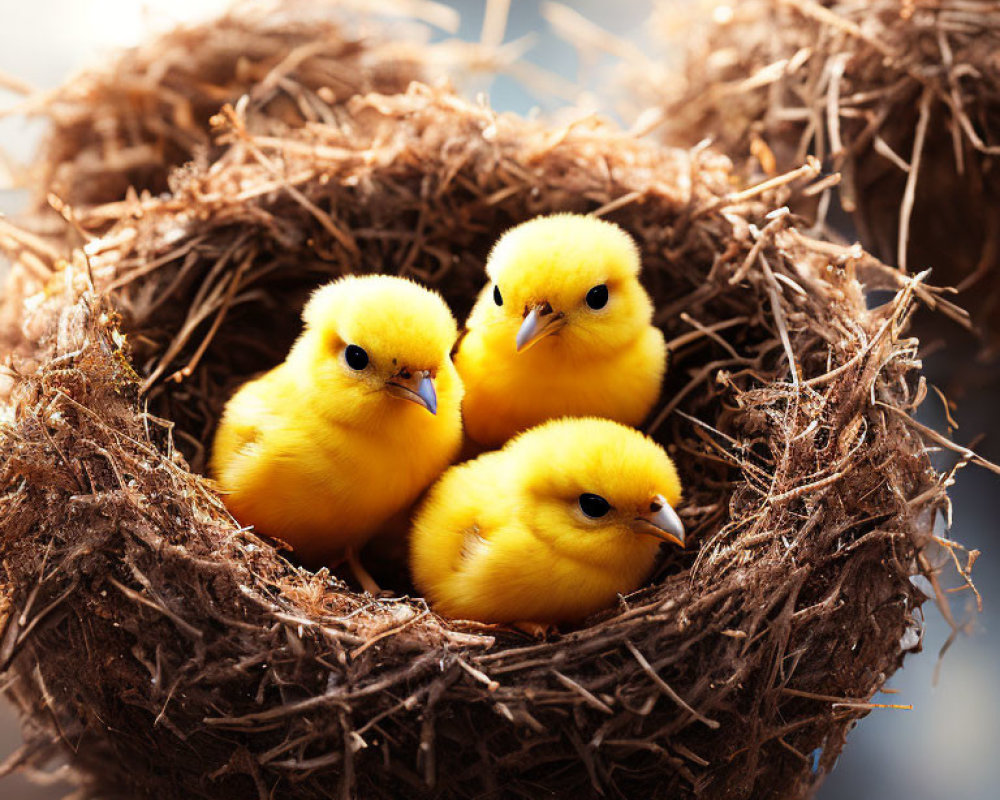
(455, 214, 667, 447)
(211, 275, 464, 571)
(410, 417, 684, 625)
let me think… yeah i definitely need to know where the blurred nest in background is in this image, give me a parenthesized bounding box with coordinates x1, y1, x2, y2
(0, 3, 989, 800)
(633, 0, 999, 365)
(19, 0, 478, 212)
(0, 0, 502, 378)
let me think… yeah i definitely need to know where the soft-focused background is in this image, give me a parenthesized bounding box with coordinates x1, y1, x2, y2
(1, 2, 997, 798)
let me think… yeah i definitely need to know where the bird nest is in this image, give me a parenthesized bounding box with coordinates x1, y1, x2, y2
(632, 0, 999, 360)
(0, 68, 983, 800)
(20, 0, 469, 211)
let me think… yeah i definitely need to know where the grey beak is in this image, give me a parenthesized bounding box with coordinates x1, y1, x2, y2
(386, 371, 438, 415)
(416, 375, 438, 415)
(515, 303, 566, 352)
(634, 494, 685, 548)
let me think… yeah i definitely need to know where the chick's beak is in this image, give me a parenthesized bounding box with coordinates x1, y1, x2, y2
(633, 494, 685, 548)
(516, 302, 566, 352)
(386, 370, 438, 415)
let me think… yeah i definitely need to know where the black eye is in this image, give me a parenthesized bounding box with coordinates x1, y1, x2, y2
(344, 344, 369, 370)
(578, 493, 611, 518)
(586, 284, 609, 310)
(493, 285, 503, 306)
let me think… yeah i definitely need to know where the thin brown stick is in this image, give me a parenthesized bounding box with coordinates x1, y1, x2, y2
(897, 89, 932, 273)
(625, 641, 719, 729)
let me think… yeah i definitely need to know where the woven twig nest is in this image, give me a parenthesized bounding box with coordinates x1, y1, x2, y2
(24, 0, 466, 211)
(0, 79, 976, 799)
(633, 0, 999, 355)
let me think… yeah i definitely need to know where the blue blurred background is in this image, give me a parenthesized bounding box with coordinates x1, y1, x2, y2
(1, 2, 996, 798)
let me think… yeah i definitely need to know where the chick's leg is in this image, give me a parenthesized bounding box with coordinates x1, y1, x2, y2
(510, 621, 559, 639)
(346, 547, 382, 596)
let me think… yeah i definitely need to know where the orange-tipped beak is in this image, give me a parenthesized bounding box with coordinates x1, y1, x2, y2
(386, 370, 437, 415)
(632, 494, 685, 548)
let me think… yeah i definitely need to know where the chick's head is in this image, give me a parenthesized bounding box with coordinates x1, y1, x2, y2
(478, 214, 654, 357)
(510, 417, 684, 569)
(295, 275, 460, 416)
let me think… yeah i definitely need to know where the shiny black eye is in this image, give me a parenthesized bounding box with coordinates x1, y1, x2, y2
(493, 285, 503, 306)
(586, 284, 609, 310)
(579, 493, 611, 518)
(344, 344, 369, 370)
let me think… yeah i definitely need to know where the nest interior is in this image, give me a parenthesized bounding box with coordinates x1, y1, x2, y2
(635, 0, 1000, 361)
(0, 81, 973, 800)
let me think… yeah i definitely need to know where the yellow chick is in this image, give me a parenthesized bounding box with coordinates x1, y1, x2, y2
(211, 275, 464, 573)
(410, 417, 684, 625)
(455, 214, 667, 447)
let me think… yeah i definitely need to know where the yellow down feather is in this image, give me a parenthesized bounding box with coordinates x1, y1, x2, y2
(455, 214, 667, 447)
(410, 417, 684, 624)
(211, 275, 464, 564)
